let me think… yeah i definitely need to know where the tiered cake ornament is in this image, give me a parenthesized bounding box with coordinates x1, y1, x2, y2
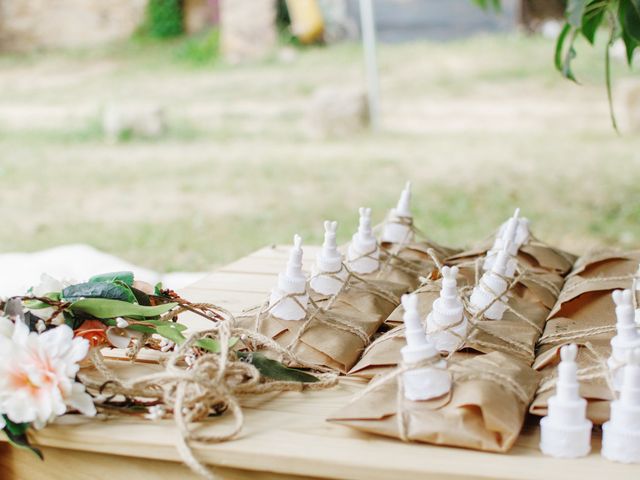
(608, 289, 640, 390)
(310, 221, 348, 295)
(381, 181, 414, 245)
(539, 344, 592, 458)
(268, 234, 309, 321)
(468, 242, 512, 321)
(400, 294, 451, 401)
(426, 266, 468, 354)
(602, 349, 640, 463)
(483, 208, 524, 277)
(347, 207, 380, 274)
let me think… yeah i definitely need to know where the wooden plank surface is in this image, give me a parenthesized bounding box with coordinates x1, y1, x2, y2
(2, 245, 638, 480)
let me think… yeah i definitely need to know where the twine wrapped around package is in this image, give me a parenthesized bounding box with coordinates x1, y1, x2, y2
(350, 259, 564, 378)
(366, 218, 460, 290)
(329, 351, 540, 453)
(530, 249, 640, 424)
(237, 268, 407, 373)
(80, 307, 338, 480)
(446, 234, 576, 277)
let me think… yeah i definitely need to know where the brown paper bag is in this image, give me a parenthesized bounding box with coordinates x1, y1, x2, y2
(350, 287, 551, 378)
(356, 243, 442, 290)
(529, 249, 640, 424)
(447, 235, 576, 277)
(237, 277, 407, 373)
(330, 352, 540, 453)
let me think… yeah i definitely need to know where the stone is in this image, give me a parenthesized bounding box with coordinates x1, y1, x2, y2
(307, 87, 369, 137)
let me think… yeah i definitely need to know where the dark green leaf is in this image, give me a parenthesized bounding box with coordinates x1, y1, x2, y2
(69, 298, 177, 320)
(566, 0, 588, 27)
(622, 0, 640, 42)
(581, 4, 606, 44)
(89, 271, 134, 286)
(62, 282, 136, 303)
(2, 416, 43, 460)
(130, 287, 151, 306)
(238, 352, 319, 383)
(622, 29, 639, 65)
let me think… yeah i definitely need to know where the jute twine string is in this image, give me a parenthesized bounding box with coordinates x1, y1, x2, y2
(85, 306, 337, 480)
(351, 351, 530, 442)
(536, 342, 618, 399)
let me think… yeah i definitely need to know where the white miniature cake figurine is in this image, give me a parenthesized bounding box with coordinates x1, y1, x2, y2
(381, 181, 414, 244)
(602, 348, 640, 464)
(468, 243, 511, 320)
(310, 220, 348, 296)
(483, 208, 523, 276)
(539, 344, 592, 458)
(401, 294, 451, 401)
(347, 207, 380, 274)
(608, 289, 640, 390)
(268, 234, 309, 321)
(426, 266, 468, 353)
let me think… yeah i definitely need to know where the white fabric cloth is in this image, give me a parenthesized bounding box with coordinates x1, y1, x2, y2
(0, 244, 205, 297)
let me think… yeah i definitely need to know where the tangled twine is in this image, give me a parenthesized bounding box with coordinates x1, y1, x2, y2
(83, 306, 337, 480)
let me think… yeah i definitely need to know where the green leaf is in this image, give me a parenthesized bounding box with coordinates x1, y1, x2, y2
(130, 287, 151, 306)
(622, 0, 640, 43)
(69, 298, 177, 320)
(156, 324, 187, 344)
(154, 282, 164, 295)
(195, 336, 239, 353)
(237, 352, 319, 383)
(622, 29, 640, 65)
(2, 416, 43, 460)
(566, 0, 588, 27)
(62, 282, 136, 303)
(581, 3, 606, 44)
(89, 271, 134, 286)
(555, 23, 573, 72)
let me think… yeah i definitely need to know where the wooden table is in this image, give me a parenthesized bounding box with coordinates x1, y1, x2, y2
(1, 245, 637, 480)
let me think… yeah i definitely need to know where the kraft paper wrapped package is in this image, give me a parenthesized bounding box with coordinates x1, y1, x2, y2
(530, 249, 640, 424)
(350, 259, 565, 378)
(237, 276, 408, 373)
(359, 240, 457, 291)
(446, 235, 576, 278)
(330, 352, 540, 453)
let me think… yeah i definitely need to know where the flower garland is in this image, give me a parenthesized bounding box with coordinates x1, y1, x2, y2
(0, 271, 331, 465)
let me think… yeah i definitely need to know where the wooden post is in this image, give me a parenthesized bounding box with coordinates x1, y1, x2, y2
(358, 0, 380, 130)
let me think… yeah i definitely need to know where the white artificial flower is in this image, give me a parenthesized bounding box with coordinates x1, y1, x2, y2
(32, 273, 64, 297)
(115, 317, 129, 329)
(0, 322, 96, 429)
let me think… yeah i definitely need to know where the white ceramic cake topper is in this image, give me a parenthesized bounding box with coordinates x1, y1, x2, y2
(426, 265, 468, 353)
(469, 242, 511, 321)
(483, 208, 522, 276)
(381, 181, 415, 244)
(539, 344, 593, 458)
(268, 234, 309, 321)
(602, 348, 640, 463)
(608, 289, 640, 390)
(347, 207, 380, 274)
(400, 294, 451, 401)
(310, 220, 348, 295)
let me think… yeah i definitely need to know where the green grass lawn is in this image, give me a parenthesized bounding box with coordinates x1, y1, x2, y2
(0, 32, 639, 272)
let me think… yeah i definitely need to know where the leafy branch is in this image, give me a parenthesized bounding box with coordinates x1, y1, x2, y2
(474, 0, 640, 131)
